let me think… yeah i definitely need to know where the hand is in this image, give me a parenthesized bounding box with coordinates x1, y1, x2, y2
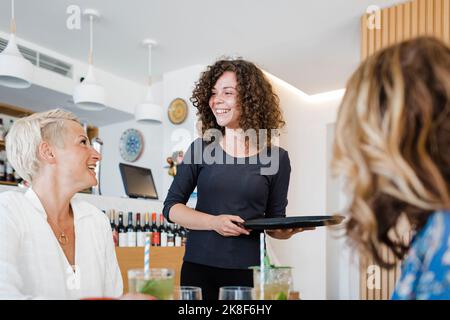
(266, 227, 316, 240)
(120, 293, 157, 300)
(210, 215, 251, 237)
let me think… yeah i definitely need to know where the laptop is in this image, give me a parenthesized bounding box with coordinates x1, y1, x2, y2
(119, 163, 158, 200)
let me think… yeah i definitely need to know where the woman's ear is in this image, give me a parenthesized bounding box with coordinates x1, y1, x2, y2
(38, 141, 57, 164)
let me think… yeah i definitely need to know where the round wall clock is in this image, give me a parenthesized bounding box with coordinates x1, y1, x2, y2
(168, 98, 188, 124)
(119, 128, 144, 162)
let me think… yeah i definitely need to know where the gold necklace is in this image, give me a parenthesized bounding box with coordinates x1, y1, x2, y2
(47, 214, 71, 246)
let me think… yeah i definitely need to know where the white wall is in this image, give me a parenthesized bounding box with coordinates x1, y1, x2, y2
(98, 65, 206, 205)
(161, 65, 205, 202)
(98, 81, 165, 200)
(266, 74, 344, 299)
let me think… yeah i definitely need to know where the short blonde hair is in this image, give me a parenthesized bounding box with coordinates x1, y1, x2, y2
(6, 108, 80, 182)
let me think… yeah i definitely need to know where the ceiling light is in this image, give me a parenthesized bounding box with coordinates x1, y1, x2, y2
(73, 9, 106, 111)
(135, 39, 163, 123)
(0, 0, 33, 89)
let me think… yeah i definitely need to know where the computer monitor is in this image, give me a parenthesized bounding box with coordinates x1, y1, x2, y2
(119, 163, 158, 200)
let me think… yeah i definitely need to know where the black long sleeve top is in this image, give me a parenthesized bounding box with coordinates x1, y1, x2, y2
(163, 138, 291, 269)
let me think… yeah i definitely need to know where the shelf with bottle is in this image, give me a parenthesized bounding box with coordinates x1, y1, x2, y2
(105, 209, 188, 248)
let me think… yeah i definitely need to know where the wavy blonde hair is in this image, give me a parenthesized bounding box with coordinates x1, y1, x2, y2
(332, 37, 450, 268)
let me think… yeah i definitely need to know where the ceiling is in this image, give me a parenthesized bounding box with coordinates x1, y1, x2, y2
(0, 0, 405, 94)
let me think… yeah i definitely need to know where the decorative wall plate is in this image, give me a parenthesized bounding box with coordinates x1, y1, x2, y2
(168, 98, 188, 124)
(119, 128, 144, 162)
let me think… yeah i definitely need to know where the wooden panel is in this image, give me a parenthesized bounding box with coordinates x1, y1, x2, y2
(368, 21, 376, 56)
(376, 12, 382, 51)
(412, 0, 419, 36)
(115, 247, 185, 294)
(0, 103, 33, 118)
(360, 256, 368, 300)
(389, 7, 397, 45)
(444, 0, 450, 44)
(397, 5, 404, 42)
(427, 0, 435, 34)
(404, 2, 412, 40)
(382, 9, 390, 49)
(361, 14, 368, 59)
(435, 0, 442, 37)
(419, 0, 427, 34)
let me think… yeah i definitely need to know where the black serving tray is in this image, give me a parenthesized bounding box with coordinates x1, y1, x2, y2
(243, 215, 344, 230)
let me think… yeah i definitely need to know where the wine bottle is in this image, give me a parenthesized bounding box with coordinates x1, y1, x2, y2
(151, 212, 160, 247)
(143, 212, 152, 244)
(159, 214, 168, 247)
(110, 211, 118, 247)
(136, 213, 145, 247)
(167, 223, 175, 247)
(174, 224, 182, 247)
(118, 212, 127, 247)
(126, 212, 136, 247)
(180, 226, 188, 246)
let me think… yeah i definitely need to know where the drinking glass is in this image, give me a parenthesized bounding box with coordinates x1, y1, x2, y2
(218, 286, 254, 300)
(173, 286, 203, 300)
(128, 268, 175, 300)
(251, 266, 293, 300)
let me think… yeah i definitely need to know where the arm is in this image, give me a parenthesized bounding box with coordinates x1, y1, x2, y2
(169, 204, 249, 237)
(163, 141, 249, 237)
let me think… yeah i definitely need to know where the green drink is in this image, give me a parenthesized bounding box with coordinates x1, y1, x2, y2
(128, 268, 175, 300)
(250, 266, 292, 300)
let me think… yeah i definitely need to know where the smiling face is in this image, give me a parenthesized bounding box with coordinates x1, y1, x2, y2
(52, 120, 101, 191)
(209, 71, 241, 129)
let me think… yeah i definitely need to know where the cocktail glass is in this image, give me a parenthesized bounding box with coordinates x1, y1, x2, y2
(251, 266, 293, 300)
(128, 268, 174, 300)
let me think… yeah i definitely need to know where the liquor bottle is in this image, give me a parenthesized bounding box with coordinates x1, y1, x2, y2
(174, 224, 182, 247)
(151, 212, 160, 247)
(143, 212, 152, 243)
(5, 160, 14, 182)
(180, 226, 188, 246)
(0, 160, 5, 181)
(167, 223, 175, 247)
(159, 214, 168, 247)
(117, 212, 127, 247)
(110, 211, 118, 247)
(126, 212, 136, 247)
(0, 119, 5, 142)
(136, 213, 145, 247)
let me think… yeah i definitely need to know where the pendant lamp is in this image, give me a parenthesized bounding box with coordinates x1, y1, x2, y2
(0, 0, 33, 89)
(73, 9, 106, 111)
(135, 39, 163, 123)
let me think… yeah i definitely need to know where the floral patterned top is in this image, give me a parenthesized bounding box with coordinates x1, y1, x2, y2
(392, 211, 450, 300)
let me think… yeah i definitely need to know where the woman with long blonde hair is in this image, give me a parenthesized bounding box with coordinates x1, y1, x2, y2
(333, 37, 450, 299)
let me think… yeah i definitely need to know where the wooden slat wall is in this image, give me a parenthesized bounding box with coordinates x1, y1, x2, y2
(359, 0, 449, 300)
(361, 0, 450, 59)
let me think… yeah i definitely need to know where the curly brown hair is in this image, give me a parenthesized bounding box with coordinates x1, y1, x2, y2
(332, 37, 450, 268)
(190, 59, 285, 147)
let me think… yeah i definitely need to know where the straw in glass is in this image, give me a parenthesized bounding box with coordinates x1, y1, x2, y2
(144, 233, 150, 277)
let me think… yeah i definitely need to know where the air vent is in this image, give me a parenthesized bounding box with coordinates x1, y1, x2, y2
(0, 37, 72, 78)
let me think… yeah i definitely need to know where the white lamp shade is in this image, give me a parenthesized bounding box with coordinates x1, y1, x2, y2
(135, 87, 163, 123)
(0, 34, 33, 89)
(73, 65, 106, 111)
(135, 102, 163, 123)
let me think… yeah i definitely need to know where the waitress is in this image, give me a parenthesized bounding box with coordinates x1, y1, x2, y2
(163, 58, 312, 300)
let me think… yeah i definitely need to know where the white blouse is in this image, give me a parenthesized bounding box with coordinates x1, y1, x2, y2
(0, 188, 123, 299)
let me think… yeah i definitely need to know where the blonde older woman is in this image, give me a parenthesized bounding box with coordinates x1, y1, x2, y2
(333, 37, 450, 299)
(0, 109, 122, 299)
